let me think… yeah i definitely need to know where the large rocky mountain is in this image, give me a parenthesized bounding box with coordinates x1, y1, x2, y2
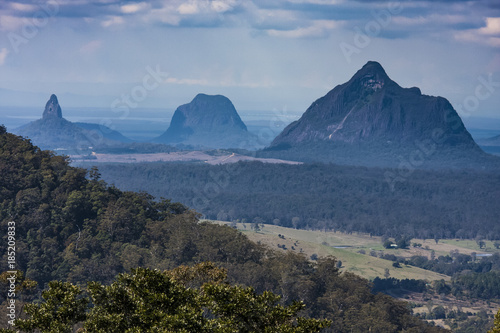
(14, 94, 131, 153)
(153, 94, 259, 149)
(264, 61, 496, 168)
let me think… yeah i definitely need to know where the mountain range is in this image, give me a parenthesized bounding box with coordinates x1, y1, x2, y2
(8, 62, 500, 168)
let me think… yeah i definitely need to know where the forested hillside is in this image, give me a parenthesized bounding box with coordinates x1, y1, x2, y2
(0, 125, 447, 332)
(86, 161, 500, 240)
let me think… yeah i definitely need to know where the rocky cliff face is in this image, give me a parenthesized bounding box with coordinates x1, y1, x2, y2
(264, 61, 494, 168)
(154, 94, 257, 149)
(42, 94, 63, 119)
(272, 61, 476, 147)
(14, 94, 131, 153)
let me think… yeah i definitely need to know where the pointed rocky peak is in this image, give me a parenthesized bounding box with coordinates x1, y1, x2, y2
(349, 61, 391, 91)
(43, 94, 63, 119)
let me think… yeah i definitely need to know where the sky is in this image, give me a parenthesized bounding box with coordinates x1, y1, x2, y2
(0, 0, 499, 122)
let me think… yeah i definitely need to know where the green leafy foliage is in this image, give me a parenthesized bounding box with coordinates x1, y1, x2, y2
(452, 271, 500, 299)
(13, 264, 330, 333)
(14, 281, 87, 333)
(489, 309, 500, 333)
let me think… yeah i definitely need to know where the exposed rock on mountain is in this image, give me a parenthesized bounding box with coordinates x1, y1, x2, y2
(13, 94, 131, 153)
(264, 61, 495, 168)
(153, 94, 259, 149)
(43, 94, 63, 119)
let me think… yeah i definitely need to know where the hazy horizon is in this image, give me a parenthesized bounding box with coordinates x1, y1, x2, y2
(2, 104, 500, 143)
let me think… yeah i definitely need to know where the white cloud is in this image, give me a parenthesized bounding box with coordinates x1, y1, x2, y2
(392, 14, 471, 27)
(9, 3, 38, 12)
(178, 2, 200, 15)
(479, 17, 500, 36)
(178, 0, 237, 15)
(267, 20, 340, 38)
(0, 48, 8, 65)
(211, 0, 237, 13)
(101, 16, 125, 28)
(286, 0, 343, 4)
(0, 15, 25, 31)
(121, 2, 150, 14)
(455, 30, 500, 47)
(454, 17, 500, 48)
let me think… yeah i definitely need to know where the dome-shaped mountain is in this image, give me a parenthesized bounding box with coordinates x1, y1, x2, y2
(14, 94, 131, 153)
(153, 94, 258, 149)
(265, 61, 495, 168)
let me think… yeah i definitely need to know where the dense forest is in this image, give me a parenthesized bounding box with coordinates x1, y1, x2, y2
(257, 140, 500, 170)
(83, 161, 500, 240)
(0, 126, 449, 332)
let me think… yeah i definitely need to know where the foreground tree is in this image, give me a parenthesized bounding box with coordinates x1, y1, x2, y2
(489, 308, 500, 333)
(7, 263, 330, 333)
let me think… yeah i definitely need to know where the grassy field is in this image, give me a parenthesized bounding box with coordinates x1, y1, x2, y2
(206, 220, 500, 329)
(206, 220, 499, 282)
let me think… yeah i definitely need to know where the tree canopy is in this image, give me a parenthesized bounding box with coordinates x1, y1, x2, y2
(6, 263, 330, 333)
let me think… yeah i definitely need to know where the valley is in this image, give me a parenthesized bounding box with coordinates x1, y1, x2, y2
(208, 220, 499, 281)
(208, 221, 500, 331)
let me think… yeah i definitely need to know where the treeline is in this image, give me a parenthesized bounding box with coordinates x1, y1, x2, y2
(258, 140, 500, 170)
(386, 253, 500, 277)
(84, 160, 500, 239)
(372, 252, 500, 302)
(0, 126, 445, 332)
(372, 277, 426, 294)
(453, 271, 500, 300)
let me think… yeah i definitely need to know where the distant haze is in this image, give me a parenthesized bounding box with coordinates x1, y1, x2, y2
(1, 106, 499, 144)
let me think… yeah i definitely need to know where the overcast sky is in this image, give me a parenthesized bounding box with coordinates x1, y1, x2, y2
(0, 0, 499, 119)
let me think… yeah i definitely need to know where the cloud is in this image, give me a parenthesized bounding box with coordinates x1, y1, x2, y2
(9, 3, 38, 12)
(211, 0, 238, 13)
(0, 0, 498, 47)
(287, 0, 344, 4)
(267, 19, 340, 38)
(101, 15, 124, 28)
(121, 2, 150, 14)
(479, 17, 500, 35)
(178, 2, 199, 15)
(0, 48, 8, 65)
(455, 17, 500, 47)
(177, 0, 238, 15)
(0, 15, 25, 31)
